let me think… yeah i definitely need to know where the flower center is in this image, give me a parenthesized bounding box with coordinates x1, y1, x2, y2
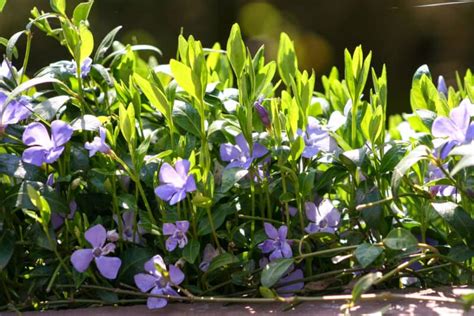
(92, 247, 102, 257)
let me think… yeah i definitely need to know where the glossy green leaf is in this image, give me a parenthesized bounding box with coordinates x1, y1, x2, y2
(207, 253, 239, 273)
(72, 1, 94, 26)
(391, 145, 430, 196)
(261, 258, 294, 288)
(50, 0, 66, 14)
(277, 32, 297, 87)
(383, 228, 418, 250)
(354, 243, 383, 268)
(226, 23, 246, 79)
(351, 272, 382, 303)
(183, 239, 200, 264)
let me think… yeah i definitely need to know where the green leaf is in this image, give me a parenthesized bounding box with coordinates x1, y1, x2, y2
(432, 202, 474, 243)
(354, 243, 383, 268)
(383, 228, 418, 250)
(289, 136, 304, 162)
(451, 154, 474, 176)
(259, 286, 276, 298)
(6, 31, 25, 61)
(220, 168, 248, 193)
(94, 26, 122, 62)
(0, 0, 6, 12)
(0, 231, 15, 271)
(172, 101, 201, 137)
(277, 32, 297, 87)
(207, 252, 239, 273)
(119, 104, 135, 144)
(351, 272, 382, 303)
(79, 23, 94, 63)
(391, 145, 431, 197)
(34, 96, 69, 121)
(118, 247, 153, 284)
(134, 73, 170, 119)
(226, 23, 246, 79)
(448, 245, 474, 262)
(50, 0, 66, 14)
(198, 203, 235, 236)
(183, 239, 200, 264)
(261, 258, 294, 288)
(5, 77, 66, 106)
(380, 144, 407, 174)
(170, 59, 199, 101)
(70, 114, 101, 131)
(0, 154, 42, 180)
(72, 1, 94, 26)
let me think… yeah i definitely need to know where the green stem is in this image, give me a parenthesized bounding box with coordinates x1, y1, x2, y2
(206, 207, 221, 250)
(20, 31, 32, 84)
(238, 214, 283, 225)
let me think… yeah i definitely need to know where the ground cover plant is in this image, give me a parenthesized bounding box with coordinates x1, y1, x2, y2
(1, 0, 474, 312)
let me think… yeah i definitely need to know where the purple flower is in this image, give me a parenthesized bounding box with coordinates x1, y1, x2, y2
(154, 159, 196, 205)
(163, 221, 189, 251)
(113, 211, 144, 243)
(85, 127, 111, 157)
(258, 223, 292, 261)
(220, 133, 268, 170)
(254, 97, 271, 129)
(305, 199, 340, 234)
(51, 200, 77, 230)
(432, 99, 474, 158)
(199, 243, 219, 272)
(22, 120, 73, 166)
(0, 91, 32, 132)
(427, 164, 456, 197)
(134, 255, 184, 309)
(276, 268, 304, 297)
(66, 57, 93, 78)
(437, 75, 448, 97)
(70, 224, 122, 279)
(297, 117, 337, 158)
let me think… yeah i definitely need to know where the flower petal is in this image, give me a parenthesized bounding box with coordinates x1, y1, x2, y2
(144, 255, 166, 274)
(166, 236, 178, 251)
(51, 120, 73, 147)
(277, 269, 304, 297)
(280, 241, 293, 258)
(432, 117, 459, 139)
(44, 146, 64, 164)
(220, 143, 240, 161)
(147, 287, 167, 309)
(450, 101, 471, 135)
(163, 223, 176, 236)
(95, 256, 122, 279)
(169, 189, 186, 205)
(22, 122, 52, 147)
(184, 175, 197, 192)
(155, 184, 176, 202)
(235, 134, 250, 154)
(174, 159, 190, 178)
(258, 239, 275, 253)
(278, 225, 288, 240)
(71, 249, 94, 272)
(304, 202, 317, 222)
(134, 273, 157, 293)
(22, 146, 47, 166)
(85, 224, 107, 248)
(252, 142, 268, 159)
(263, 222, 278, 239)
(169, 264, 185, 285)
(159, 163, 179, 184)
(176, 220, 190, 233)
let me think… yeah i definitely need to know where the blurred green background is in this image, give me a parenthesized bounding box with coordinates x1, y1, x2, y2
(1, 0, 473, 114)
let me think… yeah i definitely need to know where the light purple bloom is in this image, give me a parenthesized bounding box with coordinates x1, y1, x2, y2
(305, 199, 340, 234)
(427, 164, 456, 197)
(258, 223, 292, 261)
(254, 97, 271, 129)
(85, 127, 111, 157)
(51, 200, 77, 230)
(113, 211, 144, 243)
(66, 57, 93, 78)
(163, 221, 189, 251)
(199, 243, 219, 272)
(22, 120, 73, 166)
(276, 268, 304, 297)
(220, 133, 268, 170)
(431, 99, 474, 158)
(70, 224, 122, 279)
(134, 255, 184, 309)
(0, 91, 32, 132)
(154, 159, 196, 205)
(437, 75, 448, 97)
(297, 116, 337, 158)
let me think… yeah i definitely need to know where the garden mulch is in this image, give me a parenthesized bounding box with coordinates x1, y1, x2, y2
(5, 287, 473, 315)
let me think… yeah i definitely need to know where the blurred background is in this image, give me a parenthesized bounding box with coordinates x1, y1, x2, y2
(1, 0, 474, 114)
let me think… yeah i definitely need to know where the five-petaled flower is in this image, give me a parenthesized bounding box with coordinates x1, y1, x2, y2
(113, 211, 144, 243)
(154, 159, 196, 205)
(298, 116, 337, 158)
(0, 91, 32, 133)
(163, 221, 189, 251)
(134, 255, 184, 309)
(220, 133, 268, 170)
(304, 199, 340, 234)
(431, 99, 474, 158)
(85, 127, 111, 157)
(65, 57, 93, 78)
(258, 223, 292, 261)
(70, 224, 122, 279)
(22, 120, 73, 166)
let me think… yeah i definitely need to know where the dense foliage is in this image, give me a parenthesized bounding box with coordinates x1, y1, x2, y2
(1, 0, 474, 311)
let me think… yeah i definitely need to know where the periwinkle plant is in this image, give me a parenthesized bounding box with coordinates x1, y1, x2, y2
(1, 0, 474, 312)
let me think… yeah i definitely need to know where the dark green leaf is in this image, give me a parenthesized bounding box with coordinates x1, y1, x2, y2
(34, 96, 69, 121)
(183, 239, 200, 264)
(118, 246, 153, 284)
(354, 243, 383, 268)
(391, 145, 430, 196)
(0, 231, 15, 271)
(220, 168, 248, 193)
(432, 202, 474, 243)
(207, 252, 239, 273)
(0, 154, 42, 180)
(261, 258, 294, 288)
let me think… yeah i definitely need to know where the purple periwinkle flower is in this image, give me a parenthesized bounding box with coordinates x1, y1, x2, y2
(134, 255, 184, 309)
(220, 133, 268, 170)
(431, 99, 474, 158)
(427, 164, 456, 197)
(70, 224, 122, 279)
(437, 75, 448, 97)
(276, 268, 304, 297)
(0, 91, 32, 132)
(22, 120, 73, 166)
(297, 117, 337, 158)
(199, 243, 219, 272)
(154, 159, 196, 205)
(113, 211, 144, 243)
(0, 59, 13, 79)
(254, 97, 271, 129)
(163, 221, 189, 251)
(85, 127, 111, 157)
(51, 200, 77, 230)
(258, 223, 292, 261)
(65, 57, 93, 78)
(305, 199, 340, 234)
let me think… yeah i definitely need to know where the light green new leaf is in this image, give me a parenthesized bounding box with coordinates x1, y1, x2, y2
(79, 23, 94, 63)
(170, 59, 198, 101)
(50, 0, 66, 14)
(226, 23, 246, 78)
(277, 32, 297, 87)
(134, 73, 170, 119)
(73, 1, 94, 26)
